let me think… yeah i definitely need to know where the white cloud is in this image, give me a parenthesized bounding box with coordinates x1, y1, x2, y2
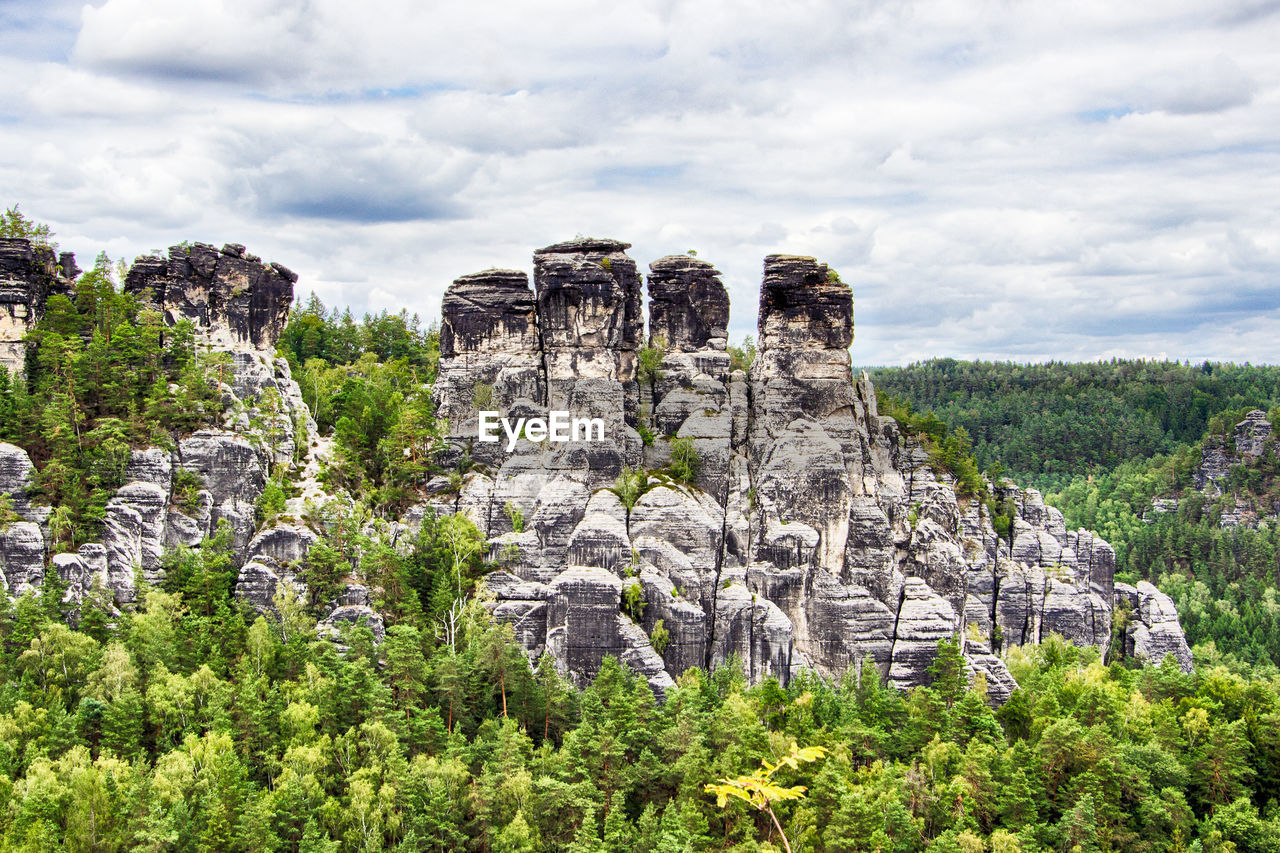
(0, 0, 1273, 364)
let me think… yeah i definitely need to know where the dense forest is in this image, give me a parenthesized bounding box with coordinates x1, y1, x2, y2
(874, 359, 1280, 671)
(9, 212, 1280, 851)
(869, 359, 1280, 494)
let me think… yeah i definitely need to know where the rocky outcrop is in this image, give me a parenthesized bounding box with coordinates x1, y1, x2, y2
(434, 239, 1193, 699)
(1194, 410, 1275, 494)
(5, 233, 1196, 698)
(124, 242, 295, 353)
(646, 255, 729, 352)
(0, 238, 76, 375)
(1115, 581, 1194, 671)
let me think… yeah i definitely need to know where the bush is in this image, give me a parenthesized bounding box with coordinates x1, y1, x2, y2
(255, 479, 288, 526)
(668, 437, 699, 484)
(728, 336, 756, 374)
(172, 467, 205, 515)
(650, 619, 669, 654)
(622, 581, 646, 622)
(638, 337, 666, 386)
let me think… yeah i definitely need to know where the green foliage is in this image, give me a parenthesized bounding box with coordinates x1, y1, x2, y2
(171, 466, 205, 515)
(668, 437, 700, 484)
(3, 540, 1280, 853)
(871, 358, 1280, 493)
(473, 380, 495, 411)
(0, 252, 222, 539)
(0, 204, 55, 249)
(878, 389, 987, 500)
(637, 421, 655, 446)
(306, 351, 445, 514)
(650, 618, 670, 655)
(610, 466, 649, 515)
(728, 336, 757, 374)
(254, 477, 288, 527)
(622, 581, 646, 622)
(503, 500, 525, 533)
(638, 337, 666, 386)
(283, 292, 445, 514)
(281, 291, 440, 375)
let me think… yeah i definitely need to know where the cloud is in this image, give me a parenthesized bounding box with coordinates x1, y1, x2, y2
(0, 0, 1271, 366)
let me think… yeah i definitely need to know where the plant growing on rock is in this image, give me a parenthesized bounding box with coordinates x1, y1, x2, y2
(503, 501, 525, 533)
(668, 437, 700, 484)
(610, 466, 649, 519)
(650, 618, 669, 654)
(637, 336, 666, 386)
(622, 580, 646, 621)
(472, 381, 494, 411)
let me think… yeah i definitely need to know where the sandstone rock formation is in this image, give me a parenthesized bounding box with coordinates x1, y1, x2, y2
(124, 242, 296, 353)
(0, 238, 76, 374)
(426, 239, 1196, 701)
(0, 233, 1198, 700)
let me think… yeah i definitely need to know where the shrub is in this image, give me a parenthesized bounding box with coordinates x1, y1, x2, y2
(638, 337, 666, 386)
(650, 619, 670, 654)
(668, 437, 700, 484)
(172, 467, 205, 515)
(622, 581, 646, 621)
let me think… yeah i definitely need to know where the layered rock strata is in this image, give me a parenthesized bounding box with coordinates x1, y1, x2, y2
(124, 242, 296, 353)
(0, 238, 77, 374)
(428, 240, 1196, 701)
(0, 234, 1198, 701)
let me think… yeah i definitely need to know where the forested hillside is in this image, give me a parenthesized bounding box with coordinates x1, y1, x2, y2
(873, 358, 1280, 671)
(869, 359, 1280, 493)
(7, 213, 1280, 853)
(1051, 409, 1280, 670)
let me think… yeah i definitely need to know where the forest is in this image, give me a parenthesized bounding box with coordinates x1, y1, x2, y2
(870, 359, 1280, 494)
(876, 359, 1280, 671)
(6, 211, 1280, 852)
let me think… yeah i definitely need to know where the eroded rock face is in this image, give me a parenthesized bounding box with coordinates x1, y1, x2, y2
(124, 242, 295, 353)
(0, 238, 76, 375)
(6, 235, 1194, 701)
(1115, 581, 1194, 672)
(646, 255, 729, 352)
(460, 240, 1193, 701)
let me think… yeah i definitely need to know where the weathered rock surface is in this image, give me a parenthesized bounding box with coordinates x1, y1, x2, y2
(124, 241, 295, 353)
(446, 240, 1195, 700)
(0, 237, 76, 374)
(4, 234, 1196, 701)
(646, 255, 729, 352)
(0, 442, 46, 524)
(1115, 581, 1194, 672)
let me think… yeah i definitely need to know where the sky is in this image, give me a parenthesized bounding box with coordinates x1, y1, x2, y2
(2, 0, 1278, 366)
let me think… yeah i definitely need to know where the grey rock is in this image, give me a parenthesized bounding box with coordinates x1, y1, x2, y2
(124, 241, 294, 353)
(0, 520, 45, 594)
(646, 255, 730, 351)
(1119, 581, 1194, 672)
(888, 578, 956, 690)
(318, 604, 386, 644)
(0, 238, 74, 374)
(1235, 410, 1272, 459)
(101, 482, 169, 603)
(711, 582, 795, 683)
(0, 442, 44, 523)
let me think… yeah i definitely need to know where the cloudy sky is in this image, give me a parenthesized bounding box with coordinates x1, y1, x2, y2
(2, 0, 1278, 365)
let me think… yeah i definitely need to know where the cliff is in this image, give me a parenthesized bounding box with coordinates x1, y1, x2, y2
(427, 240, 1194, 699)
(0, 238, 78, 374)
(0, 234, 1193, 699)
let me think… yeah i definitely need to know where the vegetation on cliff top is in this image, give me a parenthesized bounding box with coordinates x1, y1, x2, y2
(0, 252, 225, 545)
